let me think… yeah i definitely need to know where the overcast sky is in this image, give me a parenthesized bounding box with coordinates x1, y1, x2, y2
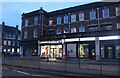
(1, 1, 99, 30)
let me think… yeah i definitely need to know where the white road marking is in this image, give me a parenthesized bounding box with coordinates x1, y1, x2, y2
(12, 70, 30, 75)
(31, 74, 44, 76)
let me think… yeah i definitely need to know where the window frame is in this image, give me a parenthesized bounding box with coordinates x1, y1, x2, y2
(33, 29, 38, 38)
(102, 8, 109, 18)
(25, 19, 28, 27)
(71, 14, 76, 23)
(64, 15, 68, 24)
(57, 17, 62, 25)
(90, 10, 96, 20)
(79, 12, 84, 21)
(34, 17, 38, 25)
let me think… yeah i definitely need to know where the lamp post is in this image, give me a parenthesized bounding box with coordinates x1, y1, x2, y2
(68, 13, 71, 33)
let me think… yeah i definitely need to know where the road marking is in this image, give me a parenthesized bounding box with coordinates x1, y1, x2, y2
(12, 70, 30, 76)
(31, 74, 44, 76)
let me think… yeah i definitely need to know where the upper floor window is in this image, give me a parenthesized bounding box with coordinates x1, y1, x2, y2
(79, 12, 84, 21)
(4, 40, 7, 45)
(64, 15, 68, 24)
(116, 6, 120, 16)
(33, 29, 38, 38)
(79, 25, 85, 32)
(71, 14, 76, 23)
(24, 31, 28, 39)
(12, 41, 15, 46)
(71, 27, 76, 33)
(57, 17, 62, 25)
(56, 29, 62, 35)
(117, 23, 120, 29)
(49, 18, 53, 26)
(11, 34, 15, 39)
(90, 10, 96, 20)
(64, 27, 69, 33)
(8, 40, 11, 46)
(102, 8, 109, 18)
(4, 34, 7, 38)
(34, 17, 38, 25)
(25, 19, 28, 27)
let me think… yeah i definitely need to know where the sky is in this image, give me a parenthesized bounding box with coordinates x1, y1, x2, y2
(1, 1, 100, 30)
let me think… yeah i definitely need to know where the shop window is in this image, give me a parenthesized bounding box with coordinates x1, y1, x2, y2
(12, 48, 14, 52)
(115, 45, 120, 58)
(64, 27, 68, 33)
(79, 25, 85, 32)
(56, 29, 62, 35)
(25, 18, 28, 27)
(41, 45, 62, 59)
(79, 44, 89, 58)
(117, 23, 120, 29)
(34, 17, 38, 25)
(116, 6, 120, 16)
(90, 10, 96, 20)
(71, 14, 76, 23)
(102, 7, 109, 18)
(71, 27, 76, 33)
(64, 15, 68, 24)
(57, 17, 62, 25)
(79, 12, 84, 21)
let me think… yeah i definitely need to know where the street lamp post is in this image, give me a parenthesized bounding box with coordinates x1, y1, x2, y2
(68, 13, 71, 33)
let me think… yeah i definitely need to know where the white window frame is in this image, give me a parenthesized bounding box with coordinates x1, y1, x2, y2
(116, 6, 120, 16)
(24, 31, 28, 39)
(90, 10, 96, 20)
(64, 15, 68, 24)
(25, 19, 28, 27)
(71, 14, 76, 23)
(79, 25, 85, 32)
(71, 27, 76, 33)
(102, 8, 109, 18)
(33, 29, 38, 38)
(34, 17, 38, 25)
(56, 29, 62, 34)
(57, 17, 62, 25)
(79, 12, 84, 21)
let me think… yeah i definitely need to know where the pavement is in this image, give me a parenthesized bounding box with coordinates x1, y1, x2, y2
(1, 56, 120, 77)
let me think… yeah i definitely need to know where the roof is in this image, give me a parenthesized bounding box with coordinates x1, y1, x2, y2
(22, 2, 119, 18)
(3, 25, 21, 35)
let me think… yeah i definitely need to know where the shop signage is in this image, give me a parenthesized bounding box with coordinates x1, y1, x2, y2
(40, 40, 62, 44)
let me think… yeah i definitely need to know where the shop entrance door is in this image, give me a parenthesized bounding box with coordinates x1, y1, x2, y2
(104, 46, 115, 59)
(50, 48, 57, 59)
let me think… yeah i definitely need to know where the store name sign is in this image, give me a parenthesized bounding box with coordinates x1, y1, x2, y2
(40, 40, 62, 44)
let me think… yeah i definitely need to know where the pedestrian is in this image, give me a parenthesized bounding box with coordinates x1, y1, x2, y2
(65, 51, 69, 61)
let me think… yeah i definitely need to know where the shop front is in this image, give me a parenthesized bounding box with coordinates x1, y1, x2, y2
(101, 40, 120, 59)
(79, 41, 95, 60)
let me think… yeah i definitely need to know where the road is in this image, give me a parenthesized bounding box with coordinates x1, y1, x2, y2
(1, 66, 63, 78)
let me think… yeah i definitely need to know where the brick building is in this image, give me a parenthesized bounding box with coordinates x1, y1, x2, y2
(1, 22, 21, 55)
(0, 24, 2, 54)
(21, 2, 120, 60)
